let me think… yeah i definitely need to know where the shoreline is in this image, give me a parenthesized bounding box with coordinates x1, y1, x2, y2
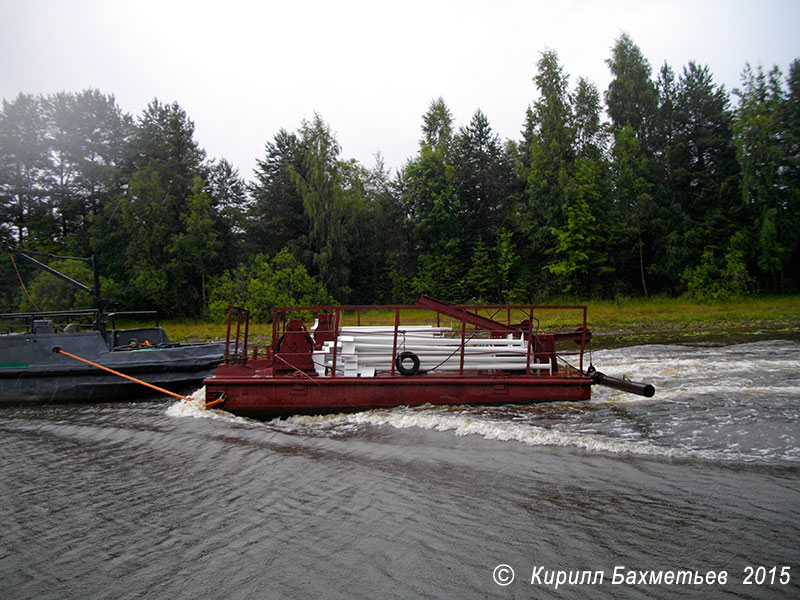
(163, 296, 800, 347)
(591, 324, 800, 349)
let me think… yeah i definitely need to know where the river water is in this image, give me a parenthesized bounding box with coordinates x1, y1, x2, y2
(1, 340, 798, 599)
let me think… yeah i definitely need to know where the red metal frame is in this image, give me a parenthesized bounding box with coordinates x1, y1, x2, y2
(208, 300, 594, 419)
(203, 299, 661, 420)
(224, 301, 588, 376)
(224, 306, 250, 364)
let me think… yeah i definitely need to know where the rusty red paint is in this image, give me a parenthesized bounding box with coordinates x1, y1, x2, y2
(204, 297, 595, 420)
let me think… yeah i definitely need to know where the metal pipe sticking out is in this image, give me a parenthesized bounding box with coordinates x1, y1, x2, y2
(587, 366, 655, 397)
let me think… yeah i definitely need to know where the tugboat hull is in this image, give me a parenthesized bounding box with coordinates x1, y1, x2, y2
(1, 327, 223, 404)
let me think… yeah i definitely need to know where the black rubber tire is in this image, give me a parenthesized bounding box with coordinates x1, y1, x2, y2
(395, 351, 420, 376)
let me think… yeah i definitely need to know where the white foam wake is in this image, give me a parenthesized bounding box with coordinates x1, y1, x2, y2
(165, 386, 251, 424)
(269, 408, 724, 460)
(347, 409, 714, 459)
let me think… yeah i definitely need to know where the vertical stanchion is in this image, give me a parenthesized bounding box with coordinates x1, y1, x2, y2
(525, 307, 534, 375)
(390, 308, 400, 376)
(459, 319, 466, 374)
(331, 308, 340, 378)
(242, 309, 250, 365)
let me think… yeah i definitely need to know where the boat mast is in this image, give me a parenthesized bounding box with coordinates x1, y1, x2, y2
(2, 242, 104, 316)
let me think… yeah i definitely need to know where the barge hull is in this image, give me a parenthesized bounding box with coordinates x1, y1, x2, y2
(205, 374, 593, 420)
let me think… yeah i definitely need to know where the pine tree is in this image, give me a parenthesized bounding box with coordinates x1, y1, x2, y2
(522, 49, 575, 282)
(0, 93, 53, 246)
(397, 98, 459, 296)
(290, 114, 355, 301)
(248, 129, 308, 258)
(452, 109, 513, 254)
(44, 90, 132, 253)
(605, 32, 659, 155)
(733, 63, 797, 291)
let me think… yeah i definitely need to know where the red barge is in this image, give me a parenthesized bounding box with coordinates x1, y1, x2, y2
(203, 296, 654, 420)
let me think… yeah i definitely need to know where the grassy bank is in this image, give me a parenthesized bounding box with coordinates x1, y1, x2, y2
(585, 295, 799, 329)
(162, 296, 800, 346)
(584, 295, 800, 346)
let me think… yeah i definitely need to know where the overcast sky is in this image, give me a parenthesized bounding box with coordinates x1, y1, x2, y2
(2, 0, 799, 179)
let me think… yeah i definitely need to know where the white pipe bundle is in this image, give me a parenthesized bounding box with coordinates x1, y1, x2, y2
(312, 325, 551, 377)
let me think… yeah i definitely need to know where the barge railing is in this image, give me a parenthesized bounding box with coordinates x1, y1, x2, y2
(214, 300, 590, 378)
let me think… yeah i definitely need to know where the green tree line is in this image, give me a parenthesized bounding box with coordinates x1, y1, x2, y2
(2, 34, 799, 317)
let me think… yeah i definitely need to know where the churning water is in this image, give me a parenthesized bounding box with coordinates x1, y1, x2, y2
(2, 341, 799, 599)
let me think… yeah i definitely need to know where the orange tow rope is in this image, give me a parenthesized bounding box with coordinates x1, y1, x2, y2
(54, 347, 196, 403)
